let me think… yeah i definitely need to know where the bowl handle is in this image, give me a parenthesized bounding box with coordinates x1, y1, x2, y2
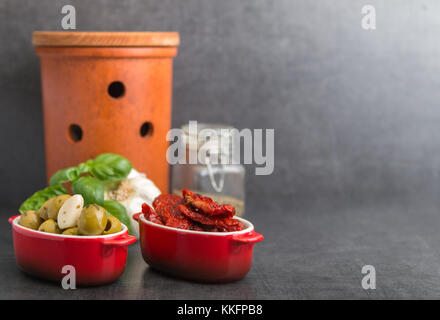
(8, 215, 20, 224)
(232, 231, 264, 244)
(132, 212, 142, 223)
(102, 234, 137, 247)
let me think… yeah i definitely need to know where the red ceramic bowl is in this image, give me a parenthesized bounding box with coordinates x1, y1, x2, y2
(9, 215, 136, 286)
(133, 213, 263, 283)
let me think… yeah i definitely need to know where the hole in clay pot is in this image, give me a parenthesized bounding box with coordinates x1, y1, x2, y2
(68, 124, 83, 142)
(108, 81, 125, 98)
(140, 122, 153, 137)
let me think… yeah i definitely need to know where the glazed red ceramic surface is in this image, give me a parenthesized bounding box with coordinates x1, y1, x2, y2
(133, 213, 263, 283)
(9, 215, 136, 286)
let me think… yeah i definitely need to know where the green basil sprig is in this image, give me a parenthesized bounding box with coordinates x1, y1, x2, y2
(50, 154, 132, 207)
(103, 200, 132, 234)
(49, 160, 93, 186)
(91, 153, 132, 181)
(19, 185, 69, 214)
(49, 154, 131, 186)
(71, 176, 105, 206)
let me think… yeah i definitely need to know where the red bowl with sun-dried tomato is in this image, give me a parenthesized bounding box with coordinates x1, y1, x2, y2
(133, 212, 263, 283)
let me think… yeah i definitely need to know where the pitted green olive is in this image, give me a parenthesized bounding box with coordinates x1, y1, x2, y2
(78, 204, 108, 235)
(38, 219, 61, 234)
(36, 195, 71, 220)
(103, 215, 122, 235)
(19, 210, 43, 230)
(62, 227, 79, 235)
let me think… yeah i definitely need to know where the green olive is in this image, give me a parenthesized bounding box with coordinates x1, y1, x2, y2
(103, 216, 122, 235)
(36, 195, 71, 220)
(19, 210, 43, 230)
(38, 219, 61, 234)
(62, 227, 79, 235)
(78, 204, 108, 235)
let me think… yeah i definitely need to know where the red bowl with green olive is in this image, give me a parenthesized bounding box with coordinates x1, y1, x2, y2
(9, 214, 136, 286)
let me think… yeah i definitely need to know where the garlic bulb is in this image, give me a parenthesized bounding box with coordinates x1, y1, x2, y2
(104, 169, 161, 238)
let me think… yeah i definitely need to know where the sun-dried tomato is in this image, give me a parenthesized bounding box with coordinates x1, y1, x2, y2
(141, 203, 164, 225)
(152, 194, 193, 230)
(145, 191, 244, 232)
(189, 223, 205, 231)
(182, 189, 235, 217)
(178, 204, 242, 231)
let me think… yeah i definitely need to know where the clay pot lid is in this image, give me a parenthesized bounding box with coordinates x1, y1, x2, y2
(32, 31, 180, 47)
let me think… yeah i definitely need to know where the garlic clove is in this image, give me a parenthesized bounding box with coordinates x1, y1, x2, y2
(133, 179, 161, 203)
(124, 196, 147, 239)
(57, 194, 84, 229)
(105, 168, 162, 239)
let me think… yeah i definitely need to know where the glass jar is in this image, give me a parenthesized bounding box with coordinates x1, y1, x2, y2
(171, 123, 245, 216)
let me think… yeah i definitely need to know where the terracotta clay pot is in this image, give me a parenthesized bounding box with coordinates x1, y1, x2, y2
(33, 32, 180, 193)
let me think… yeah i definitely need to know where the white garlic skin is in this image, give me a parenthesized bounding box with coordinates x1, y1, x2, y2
(105, 169, 161, 238)
(57, 194, 84, 229)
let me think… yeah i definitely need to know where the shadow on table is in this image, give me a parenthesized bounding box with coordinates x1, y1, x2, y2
(16, 268, 122, 290)
(142, 265, 250, 285)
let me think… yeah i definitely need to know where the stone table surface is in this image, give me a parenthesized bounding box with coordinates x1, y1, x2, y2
(1, 197, 440, 300)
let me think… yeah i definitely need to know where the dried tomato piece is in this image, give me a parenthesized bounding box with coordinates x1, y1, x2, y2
(165, 216, 193, 229)
(150, 192, 243, 232)
(153, 194, 183, 212)
(178, 204, 243, 231)
(153, 194, 193, 229)
(141, 203, 164, 225)
(223, 221, 245, 232)
(146, 212, 164, 225)
(153, 194, 183, 220)
(182, 189, 235, 217)
(189, 223, 205, 231)
(191, 222, 221, 232)
(142, 202, 156, 216)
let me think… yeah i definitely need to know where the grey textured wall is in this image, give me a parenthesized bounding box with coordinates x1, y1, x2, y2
(1, 0, 440, 211)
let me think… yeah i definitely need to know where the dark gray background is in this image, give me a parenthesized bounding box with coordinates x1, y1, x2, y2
(2, 0, 440, 299)
(2, 0, 439, 209)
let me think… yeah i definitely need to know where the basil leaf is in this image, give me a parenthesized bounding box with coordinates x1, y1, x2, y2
(72, 177, 104, 206)
(49, 166, 80, 186)
(77, 160, 93, 175)
(19, 185, 69, 213)
(49, 161, 92, 186)
(91, 153, 132, 181)
(103, 200, 132, 235)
